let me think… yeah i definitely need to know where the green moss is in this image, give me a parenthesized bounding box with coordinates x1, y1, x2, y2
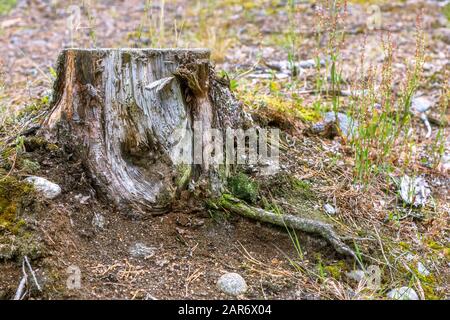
(0, 0, 16, 15)
(291, 178, 314, 196)
(398, 241, 411, 250)
(0, 176, 34, 234)
(227, 172, 259, 204)
(419, 275, 440, 300)
(444, 248, 450, 260)
(176, 164, 192, 189)
(314, 255, 348, 281)
(219, 193, 254, 214)
(18, 158, 40, 174)
(237, 88, 321, 129)
(443, 3, 450, 22)
(46, 143, 59, 152)
(16, 95, 50, 121)
(261, 172, 315, 200)
(324, 260, 346, 280)
(0, 233, 44, 260)
(205, 198, 230, 223)
(256, 172, 331, 224)
(427, 240, 444, 251)
(156, 186, 175, 208)
(16, 232, 44, 260)
(409, 265, 440, 300)
(24, 136, 59, 153)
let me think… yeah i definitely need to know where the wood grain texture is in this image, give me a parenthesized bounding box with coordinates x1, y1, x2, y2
(43, 48, 247, 213)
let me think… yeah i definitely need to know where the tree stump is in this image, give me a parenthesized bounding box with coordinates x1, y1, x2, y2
(41, 49, 358, 259)
(43, 48, 247, 213)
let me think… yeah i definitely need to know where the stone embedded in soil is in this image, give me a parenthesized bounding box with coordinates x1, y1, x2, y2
(129, 243, 156, 259)
(422, 62, 434, 72)
(399, 175, 431, 207)
(405, 254, 430, 276)
(311, 112, 359, 139)
(411, 96, 433, 113)
(387, 287, 419, 300)
(323, 203, 337, 215)
(298, 58, 325, 69)
(440, 153, 450, 172)
(340, 89, 368, 97)
(217, 272, 248, 296)
(24, 176, 61, 199)
(345, 270, 365, 283)
(323, 112, 358, 138)
(436, 28, 450, 45)
(265, 58, 326, 76)
(92, 213, 106, 229)
(75, 194, 91, 205)
(417, 262, 430, 277)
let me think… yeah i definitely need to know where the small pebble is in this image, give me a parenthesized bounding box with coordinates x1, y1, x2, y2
(217, 273, 247, 296)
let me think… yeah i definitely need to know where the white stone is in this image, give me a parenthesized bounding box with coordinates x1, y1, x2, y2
(399, 175, 431, 207)
(441, 153, 450, 172)
(129, 243, 156, 259)
(92, 213, 105, 229)
(25, 176, 61, 199)
(345, 270, 365, 283)
(217, 272, 247, 296)
(411, 96, 433, 113)
(75, 194, 91, 204)
(417, 262, 430, 277)
(387, 287, 419, 300)
(324, 203, 337, 215)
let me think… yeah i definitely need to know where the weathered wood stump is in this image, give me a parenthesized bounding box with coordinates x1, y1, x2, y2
(42, 48, 358, 260)
(43, 48, 246, 212)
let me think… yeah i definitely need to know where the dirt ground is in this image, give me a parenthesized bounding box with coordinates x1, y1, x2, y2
(0, 0, 449, 300)
(1, 139, 345, 300)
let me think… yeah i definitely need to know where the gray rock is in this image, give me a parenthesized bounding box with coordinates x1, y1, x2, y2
(0, 239, 17, 260)
(387, 287, 419, 300)
(340, 89, 368, 97)
(324, 203, 337, 215)
(323, 112, 359, 139)
(311, 112, 358, 138)
(417, 262, 430, 277)
(440, 153, 450, 172)
(405, 253, 416, 261)
(399, 175, 431, 207)
(411, 96, 433, 113)
(405, 254, 431, 277)
(92, 213, 105, 229)
(129, 243, 156, 259)
(75, 194, 91, 205)
(422, 62, 434, 72)
(217, 272, 248, 296)
(298, 58, 325, 69)
(266, 58, 326, 75)
(345, 270, 365, 283)
(436, 28, 450, 45)
(25, 176, 61, 199)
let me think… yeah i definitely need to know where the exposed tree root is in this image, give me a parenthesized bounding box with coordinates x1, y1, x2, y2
(216, 194, 361, 266)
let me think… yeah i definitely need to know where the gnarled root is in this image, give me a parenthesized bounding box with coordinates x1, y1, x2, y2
(216, 194, 361, 266)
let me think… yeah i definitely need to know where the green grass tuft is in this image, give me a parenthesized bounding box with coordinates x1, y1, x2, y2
(443, 3, 450, 22)
(0, 0, 16, 15)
